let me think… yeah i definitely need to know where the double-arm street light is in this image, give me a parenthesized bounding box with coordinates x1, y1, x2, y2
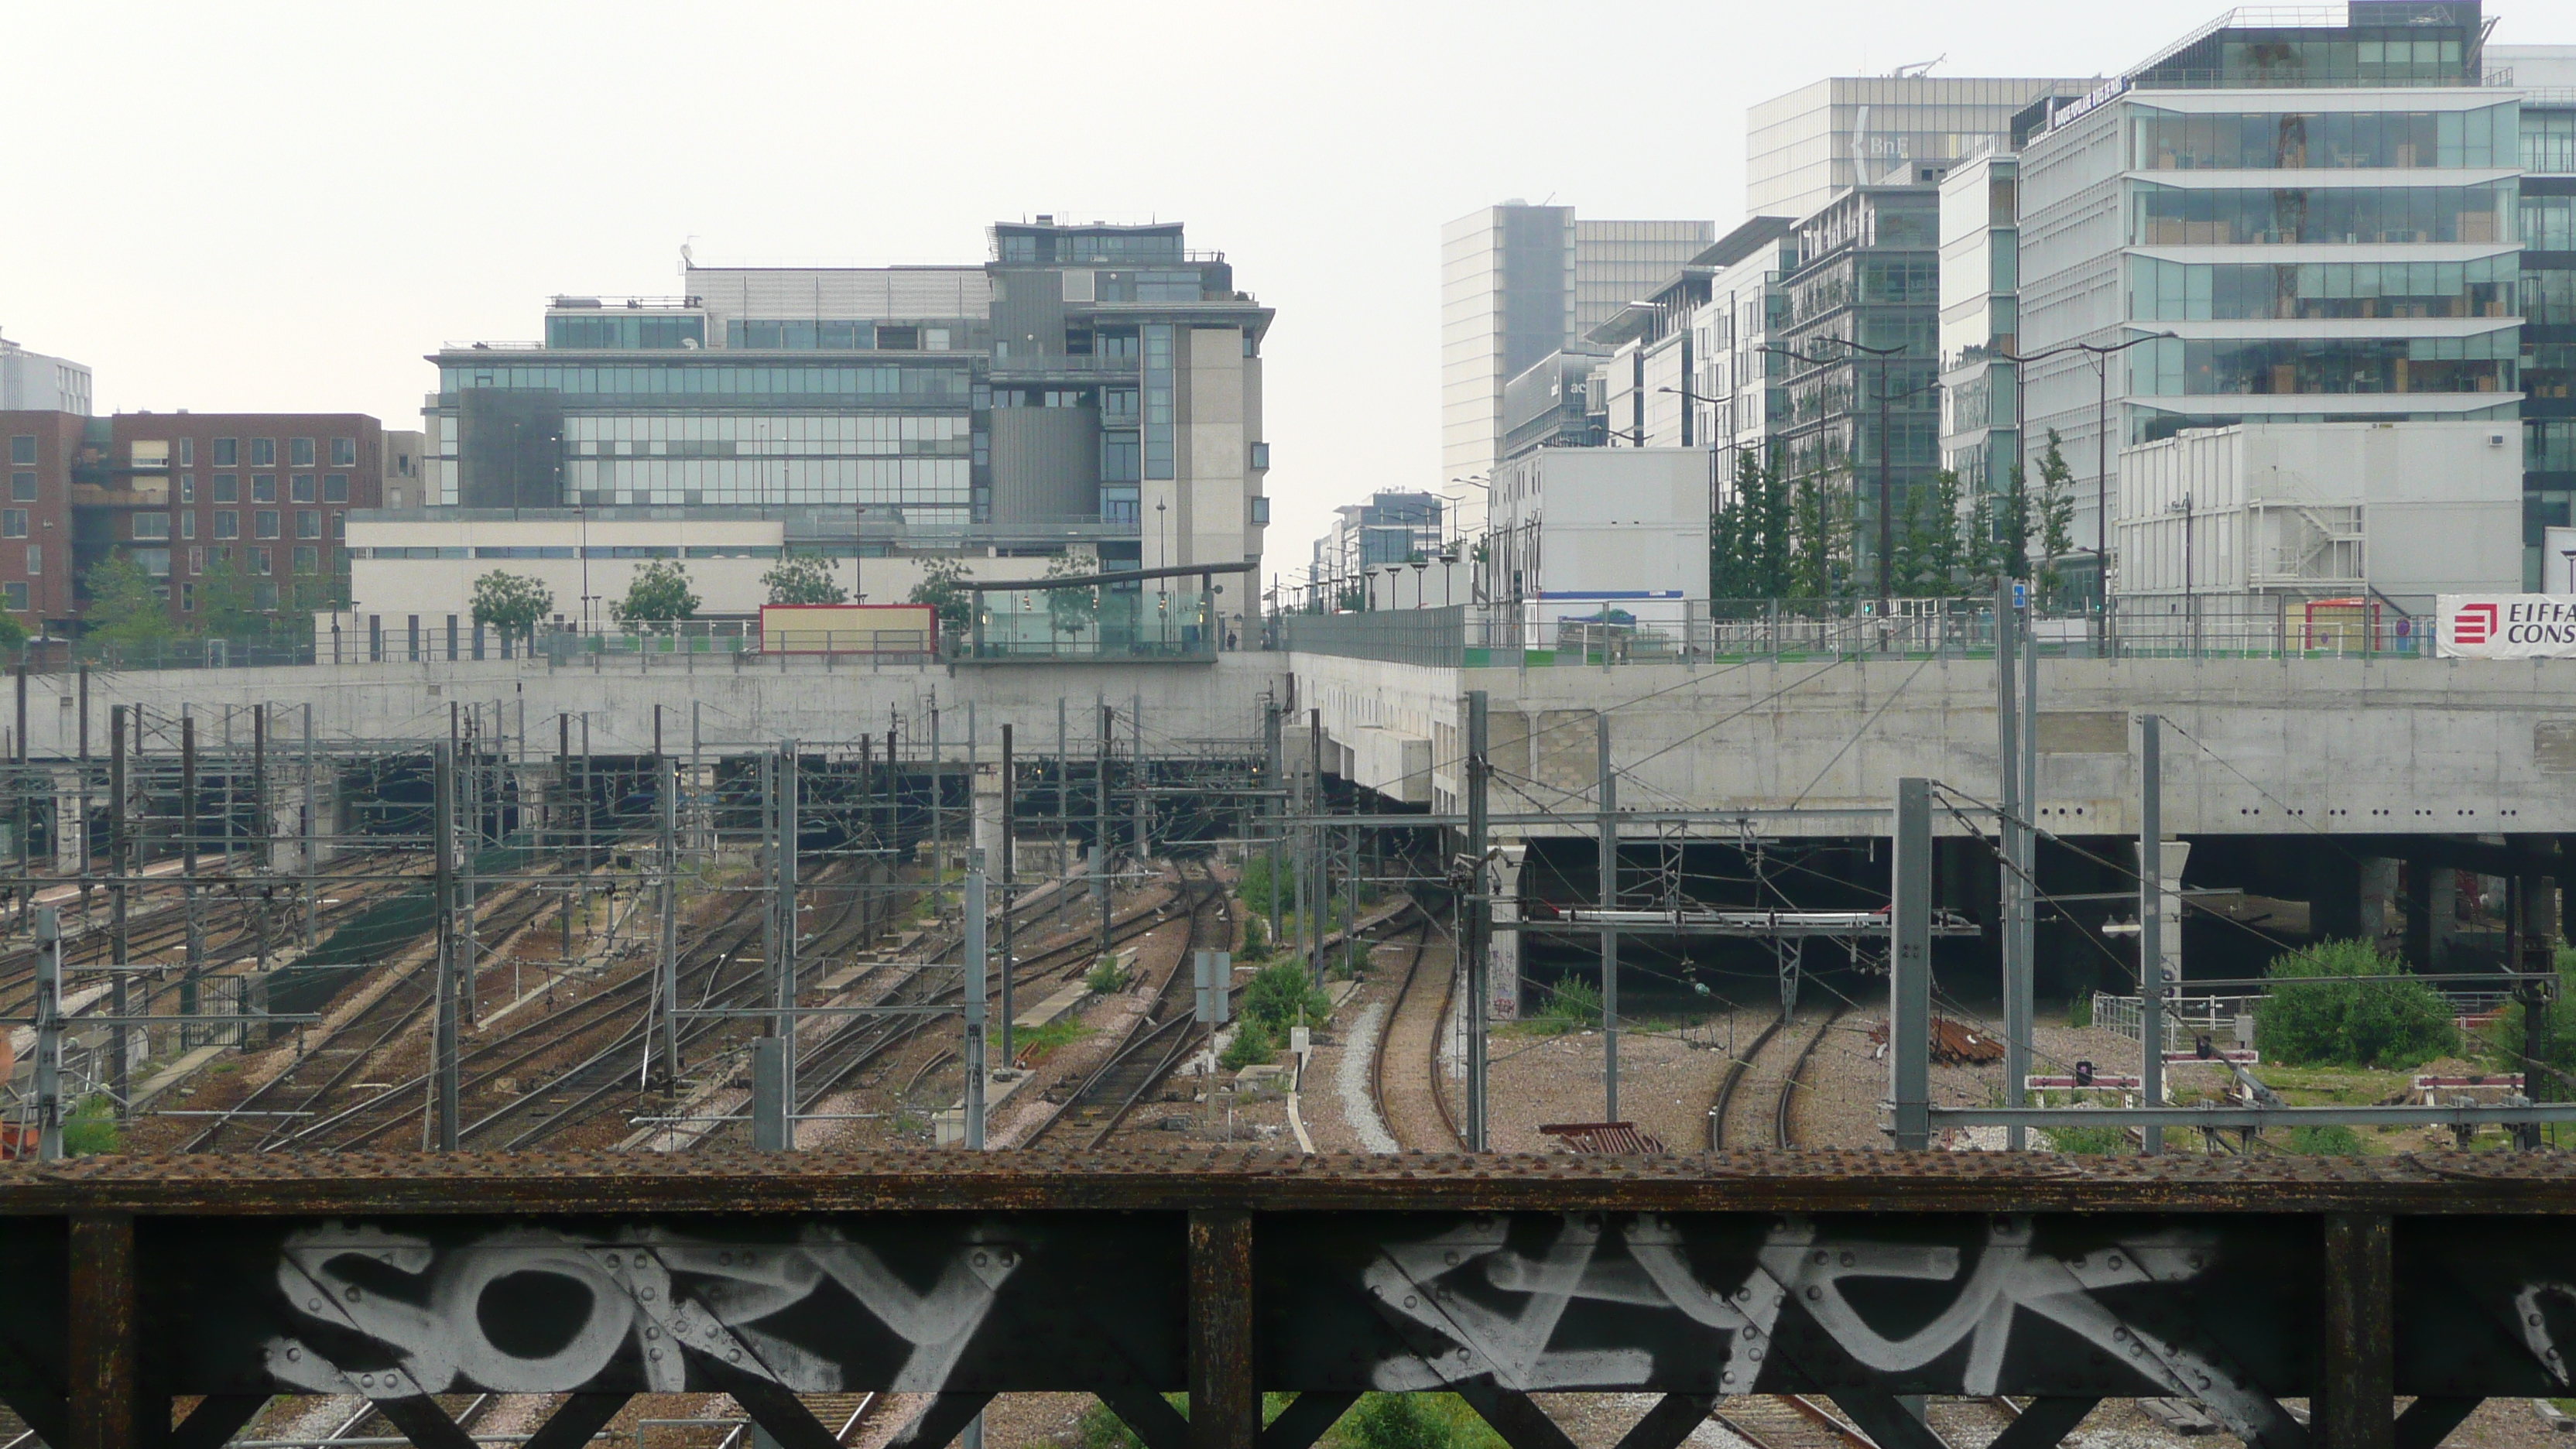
(1752, 337, 1910, 606)
(1992, 330, 2177, 641)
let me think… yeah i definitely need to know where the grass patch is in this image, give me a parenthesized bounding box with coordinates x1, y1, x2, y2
(1086, 955, 1131, 995)
(2042, 1122, 2130, 1155)
(1528, 976, 1603, 1036)
(2286, 1123, 2367, 1156)
(1012, 1017, 1094, 1067)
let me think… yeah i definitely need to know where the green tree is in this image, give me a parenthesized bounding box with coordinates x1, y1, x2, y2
(612, 560, 700, 625)
(2033, 429, 2080, 605)
(0, 610, 29, 654)
(908, 556, 974, 632)
(1043, 552, 1099, 642)
(1241, 961, 1331, 1036)
(760, 551, 848, 606)
(2254, 938, 2457, 1069)
(82, 552, 180, 650)
(1711, 450, 1797, 599)
(196, 557, 269, 641)
(1788, 471, 1852, 599)
(470, 570, 553, 642)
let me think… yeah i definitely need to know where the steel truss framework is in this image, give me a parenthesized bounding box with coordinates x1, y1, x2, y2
(2, 1152, 2572, 1449)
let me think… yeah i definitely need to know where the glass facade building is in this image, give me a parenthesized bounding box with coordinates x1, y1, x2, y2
(2016, 0, 2530, 591)
(423, 220, 1273, 591)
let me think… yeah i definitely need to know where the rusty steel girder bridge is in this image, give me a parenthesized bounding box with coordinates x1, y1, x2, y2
(6, 1150, 2576, 1449)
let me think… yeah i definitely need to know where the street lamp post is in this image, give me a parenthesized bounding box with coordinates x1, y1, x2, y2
(1995, 331, 2175, 648)
(851, 503, 865, 604)
(1755, 337, 1906, 608)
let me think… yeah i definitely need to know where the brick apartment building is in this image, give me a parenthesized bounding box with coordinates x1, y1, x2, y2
(0, 411, 413, 636)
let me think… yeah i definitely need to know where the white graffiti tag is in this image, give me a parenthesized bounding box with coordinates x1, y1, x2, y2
(262, 1223, 1018, 1398)
(1364, 1212, 2289, 1444)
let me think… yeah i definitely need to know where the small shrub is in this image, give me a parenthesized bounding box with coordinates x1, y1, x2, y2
(1242, 961, 1331, 1036)
(2068, 995, 2094, 1029)
(1221, 1018, 1276, 1072)
(2287, 1123, 2365, 1156)
(1236, 855, 1281, 920)
(61, 1096, 118, 1156)
(1532, 976, 1603, 1035)
(1087, 955, 1130, 995)
(2255, 938, 2455, 1070)
(1239, 913, 1271, 961)
(2044, 1123, 2129, 1155)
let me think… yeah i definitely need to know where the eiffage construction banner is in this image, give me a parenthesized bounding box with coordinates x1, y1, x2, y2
(2437, 594, 2576, 659)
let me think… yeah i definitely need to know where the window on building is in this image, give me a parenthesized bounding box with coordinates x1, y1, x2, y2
(250, 439, 276, 467)
(212, 438, 238, 467)
(132, 512, 170, 540)
(252, 475, 276, 502)
(214, 511, 238, 539)
(293, 546, 319, 574)
(6, 437, 32, 467)
(252, 549, 273, 577)
(213, 474, 238, 503)
(255, 510, 280, 539)
(324, 474, 349, 502)
(253, 581, 277, 610)
(331, 512, 344, 539)
(176, 437, 194, 468)
(1103, 388, 1138, 420)
(180, 512, 196, 540)
(289, 438, 315, 468)
(2, 511, 27, 540)
(130, 549, 170, 577)
(331, 437, 355, 468)
(180, 582, 194, 613)
(9, 474, 32, 502)
(877, 325, 920, 350)
(129, 440, 169, 471)
(3, 583, 26, 613)
(187, 547, 200, 576)
(179, 475, 194, 504)
(24, 544, 38, 575)
(296, 510, 320, 539)
(291, 475, 315, 502)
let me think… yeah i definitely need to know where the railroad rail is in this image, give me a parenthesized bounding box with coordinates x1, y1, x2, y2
(1021, 864, 1228, 1148)
(1368, 910, 1462, 1150)
(1773, 1005, 1846, 1150)
(0, 1151, 2554, 1449)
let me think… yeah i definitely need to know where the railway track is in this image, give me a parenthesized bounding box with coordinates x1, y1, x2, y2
(1369, 912, 1462, 1150)
(1708, 1012, 1790, 1152)
(1021, 864, 1228, 1149)
(1773, 1005, 1847, 1149)
(180, 872, 560, 1152)
(1709, 1393, 1875, 1449)
(761, 865, 1206, 1132)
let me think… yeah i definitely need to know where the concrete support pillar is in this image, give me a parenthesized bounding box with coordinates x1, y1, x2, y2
(2312, 851, 2364, 942)
(1488, 843, 1526, 1022)
(49, 766, 83, 875)
(2358, 857, 2399, 942)
(2403, 860, 2432, 968)
(2429, 868, 2461, 969)
(971, 759, 1003, 870)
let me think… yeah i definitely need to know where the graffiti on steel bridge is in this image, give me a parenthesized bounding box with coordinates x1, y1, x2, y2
(262, 1222, 1019, 1396)
(1344, 1213, 2304, 1444)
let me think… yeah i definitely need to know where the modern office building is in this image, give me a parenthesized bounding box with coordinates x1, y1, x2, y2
(1309, 492, 1445, 592)
(1937, 146, 2026, 502)
(1439, 204, 1713, 526)
(0, 331, 90, 416)
(2499, 46, 2576, 557)
(2017, 2, 2529, 597)
(1584, 218, 1802, 461)
(1749, 75, 2105, 220)
(424, 218, 1273, 634)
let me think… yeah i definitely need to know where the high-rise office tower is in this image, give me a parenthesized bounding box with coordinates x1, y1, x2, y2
(1440, 203, 1712, 527)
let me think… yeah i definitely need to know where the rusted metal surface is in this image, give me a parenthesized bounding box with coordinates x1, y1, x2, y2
(2320, 1213, 2394, 1449)
(7, 1148, 2576, 1214)
(1539, 1122, 1670, 1155)
(67, 1214, 139, 1449)
(1190, 1208, 1257, 1449)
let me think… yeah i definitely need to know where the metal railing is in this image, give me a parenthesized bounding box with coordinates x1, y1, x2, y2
(1272, 593, 2446, 669)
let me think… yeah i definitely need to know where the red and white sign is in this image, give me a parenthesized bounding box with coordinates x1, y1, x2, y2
(2437, 595, 2576, 659)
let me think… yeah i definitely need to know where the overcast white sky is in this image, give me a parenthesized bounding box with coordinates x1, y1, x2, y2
(2, 1, 2557, 584)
